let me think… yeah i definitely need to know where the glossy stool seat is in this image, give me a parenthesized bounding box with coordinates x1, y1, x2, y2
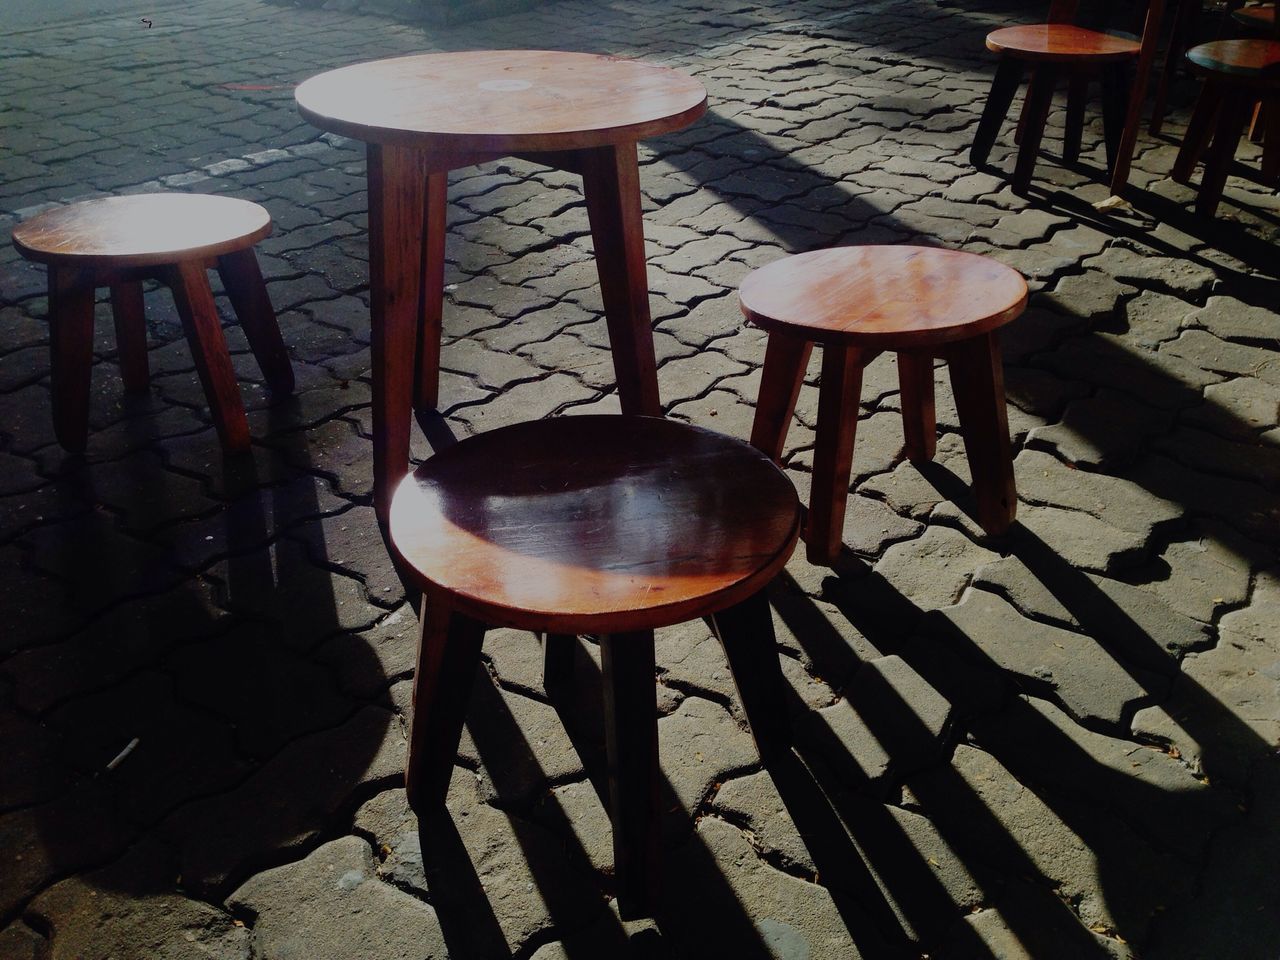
(741, 245, 1028, 565)
(10, 193, 294, 453)
(389, 414, 801, 917)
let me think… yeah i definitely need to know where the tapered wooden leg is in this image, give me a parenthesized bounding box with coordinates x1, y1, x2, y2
(405, 596, 486, 813)
(580, 143, 661, 417)
(1014, 65, 1059, 194)
(48, 265, 96, 453)
(109, 280, 149, 393)
(543, 633, 575, 694)
(1100, 63, 1129, 178)
(750, 331, 813, 461)
(216, 248, 294, 395)
(897, 351, 936, 463)
(1063, 73, 1088, 164)
(710, 591, 791, 760)
(1173, 82, 1225, 183)
(599, 631, 660, 919)
(1150, 0, 1196, 135)
(166, 260, 250, 453)
(1014, 79, 1034, 146)
(1197, 94, 1252, 217)
(971, 57, 1024, 168)
(368, 143, 430, 523)
(947, 333, 1016, 535)
(1108, 0, 1164, 196)
(415, 171, 449, 410)
(806, 344, 863, 566)
(1263, 97, 1279, 184)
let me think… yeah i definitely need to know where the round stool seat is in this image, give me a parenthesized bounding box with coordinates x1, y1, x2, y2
(10, 194, 272, 269)
(1233, 4, 1276, 30)
(390, 416, 801, 634)
(985, 24, 1140, 62)
(739, 246, 1028, 349)
(1187, 39, 1280, 84)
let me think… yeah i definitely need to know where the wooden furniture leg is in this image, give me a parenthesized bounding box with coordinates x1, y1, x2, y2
(1173, 81, 1225, 181)
(368, 143, 430, 523)
(600, 632, 661, 919)
(166, 260, 251, 452)
(405, 597, 486, 813)
(1100, 63, 1129, 177)
(806, 344, 864, 565)
(1151, 0, 1199, 134)
(971, 58, 1025, 167)
(897, 351, 937, 463)
(947, 333, 1016, 535)
(1109, 0, 1166, 194)
(1063, 73, 1089, 163)
(415, 171, 449, 410)
(1197, 94, 1253, 216)
(216, 248, 294, 395)
(580, 143, 662, 417)
(109, 279, 150, 393)
(1261, 97, 1279, 183)
(542, 633, 576, 694)
(749, 331, 813, 461)
(48, 265, 96, 453)
(710, 590, 791, 760)
(1014, 65, 1059, 193)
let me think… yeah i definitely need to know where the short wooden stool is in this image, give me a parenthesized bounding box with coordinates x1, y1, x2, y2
(10, 193, 294, 453)
(741, 246, 1028, 566)
(389, 415, 801, 918)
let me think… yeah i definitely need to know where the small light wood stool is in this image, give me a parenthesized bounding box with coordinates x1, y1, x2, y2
(10, 193, 294, 453)
(741, 246, 1028, 566)
(389, 415, 800, 918)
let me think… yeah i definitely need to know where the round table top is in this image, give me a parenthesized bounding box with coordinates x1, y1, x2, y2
(986, 24, 1140, 61)
(389, 416, 800, 634)
(1187, 39, 1280, 81)
(295, 50, 708, 152)
(10, 194, 272, 268)
(739, 246, 1028, 348)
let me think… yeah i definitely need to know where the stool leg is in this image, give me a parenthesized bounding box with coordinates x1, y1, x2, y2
(542, 632, 576, 695)
(109, 280, 149, 393)
(599, 631, 660, 919)
(580, 143, 661, 417)
(710, 590, 791, 761)
(216, 248, 294, 396)
(1100, 62, 1129, 180)
(405, 597, 486, 813)
(1263, 97, 1279, 184)
(750, 331, 813, 461)
(897, 351, 937, 463)
(48, 265, 96, 453)
(807, 344, 864, 566)
(1197, 93, 1252, 217)
(1014, 64, 1059, 194)
(415, 171, 448, 411)
(166, 260, 251, 453)
(947, 333, 1016, 535)
(1063, 73, 1088, 164)
(971, 57, 1024, 168)
(1173, 82, 1225, 183)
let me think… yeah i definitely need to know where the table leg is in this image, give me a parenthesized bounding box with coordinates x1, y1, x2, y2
(368, 143, 429, 523)
(580, 142, 662, 417)
(807, 344, 864, 566)
(415, 171, 449, 411)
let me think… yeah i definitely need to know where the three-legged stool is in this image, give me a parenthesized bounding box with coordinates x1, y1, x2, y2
(740, 246, 1028, 566)
(388, 415, 801, 918)
(10, 193, 294, 453)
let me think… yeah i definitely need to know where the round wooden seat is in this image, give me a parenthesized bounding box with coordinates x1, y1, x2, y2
(10, 194, 272, 268)
(739, 246, 1028, 349)
(390, 415, 801, 634)
(985, 24, 1140, 61)
(1187, 39, 1280, 84)
(1233, 4, 1277, 30)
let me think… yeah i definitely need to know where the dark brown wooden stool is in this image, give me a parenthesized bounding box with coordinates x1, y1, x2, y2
(389, 415, 801, 918)
(741, 246, 1028, 566)
(1172, 40, 1280, 216)
(10, 193, 294, 453)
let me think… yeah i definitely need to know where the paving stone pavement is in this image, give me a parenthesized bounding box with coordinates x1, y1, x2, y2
(1, 0, 1278, 956)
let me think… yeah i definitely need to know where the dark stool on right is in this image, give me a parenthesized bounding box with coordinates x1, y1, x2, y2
(740, 246, 1028, 566)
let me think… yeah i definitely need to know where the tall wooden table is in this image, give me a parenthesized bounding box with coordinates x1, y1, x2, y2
(296, 51, 707, 521)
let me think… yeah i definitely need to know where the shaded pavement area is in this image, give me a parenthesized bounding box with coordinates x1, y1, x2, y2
(0, 0, 1278, 956)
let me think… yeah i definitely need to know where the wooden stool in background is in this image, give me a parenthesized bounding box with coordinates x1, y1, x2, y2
(10, 193, 294, 453)
(389, 415, 801, 918)
(741, 246, 1028, 566)
(1172, 39, 1280, 215)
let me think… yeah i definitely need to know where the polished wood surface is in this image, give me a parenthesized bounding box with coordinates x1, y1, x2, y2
(745, 247, 1023, 563)
(11, 194, 271, 268)
(296, 50, 707, 153)
(739, 246, 1027, 348)
(986, 24, 1141, 60)
(390, 416, 801, 633)
(1234, 4, 1277, 30)
(1187, 38, 1280, 79)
